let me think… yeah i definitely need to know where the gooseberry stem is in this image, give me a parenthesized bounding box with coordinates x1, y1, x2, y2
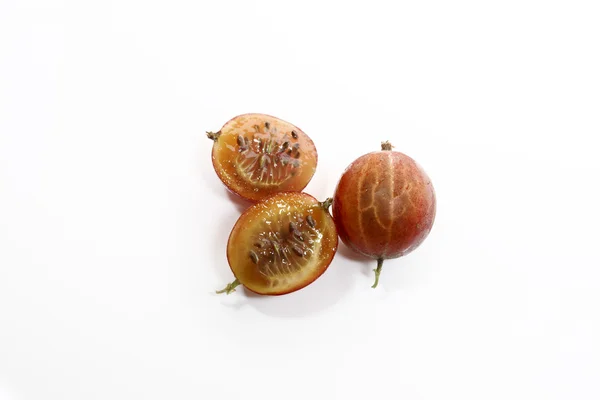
(319, 197, 333, 210)
(206, 131, 221, 141)
(372, 258, 384, 288)
(216, 278, 240, 294)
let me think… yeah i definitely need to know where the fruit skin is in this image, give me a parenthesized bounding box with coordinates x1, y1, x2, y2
(225, 192, 338, 296)
(332, 146, 436, 261)
(208, 113, 318, 202)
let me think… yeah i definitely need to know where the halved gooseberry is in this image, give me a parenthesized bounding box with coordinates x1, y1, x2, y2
(216, 192, 338, 296)
(207, 114, 318, 202)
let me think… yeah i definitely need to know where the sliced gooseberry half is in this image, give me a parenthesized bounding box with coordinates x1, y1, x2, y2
(216, 192, 338, 296)
(207, 114, 318, 202)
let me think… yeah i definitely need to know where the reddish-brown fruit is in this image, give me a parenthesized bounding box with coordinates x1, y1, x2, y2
(207, 114, 318, 202)
(217, 192, 338, 296)
(332, 141, 436, 288)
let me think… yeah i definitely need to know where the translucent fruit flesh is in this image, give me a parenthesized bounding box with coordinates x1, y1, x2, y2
(226, 192, 338, 295)
(210, 114, 318, 202)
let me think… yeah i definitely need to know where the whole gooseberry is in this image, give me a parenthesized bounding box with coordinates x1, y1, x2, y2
(332, 141, 436, 288)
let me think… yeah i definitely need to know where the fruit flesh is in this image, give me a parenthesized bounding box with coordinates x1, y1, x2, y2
(332, 148, 436, 260)
(210, 114, 318, 202)
(226, 192, 338, 295)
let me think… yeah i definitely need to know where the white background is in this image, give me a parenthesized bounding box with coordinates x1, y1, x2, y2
(1, 0, 599, 399)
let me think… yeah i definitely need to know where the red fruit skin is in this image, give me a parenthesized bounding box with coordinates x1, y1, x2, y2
(332, 150, 436, 260)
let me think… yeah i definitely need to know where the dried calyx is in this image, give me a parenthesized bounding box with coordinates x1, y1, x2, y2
(381, 141, 394, 151)
(206, 131, 221, 141)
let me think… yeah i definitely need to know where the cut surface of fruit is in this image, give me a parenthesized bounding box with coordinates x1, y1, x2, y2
(208, 114, 317, 202)
(225, 192, 337, 295)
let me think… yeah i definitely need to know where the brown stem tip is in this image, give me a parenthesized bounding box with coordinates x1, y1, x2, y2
(319, 197, 333, 211)
(207, 131, 221, 141)
(381, 141, 394, 151)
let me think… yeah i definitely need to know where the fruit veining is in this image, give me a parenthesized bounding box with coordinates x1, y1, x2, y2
(234, 122, 303, 187)
(249, 212, 322, 282)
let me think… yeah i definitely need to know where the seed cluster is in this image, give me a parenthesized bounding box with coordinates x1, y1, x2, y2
(248, 212, 320, 278)
(235, 122, 302, 186)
